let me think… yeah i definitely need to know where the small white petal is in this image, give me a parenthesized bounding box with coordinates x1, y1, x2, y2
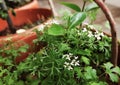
(100, 32, 104, 36)
(75, 56, 78, 59)
(64, 62, 69, 66)
(68, 66, 73, 70)
(97, 36, 101, 40)
(82, 28, 87, 32)
(75, 62, 80, 66)
(66, 56, 71, 60)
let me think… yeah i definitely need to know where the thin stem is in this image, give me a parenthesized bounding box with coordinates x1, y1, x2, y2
(82, 1, 86, 12)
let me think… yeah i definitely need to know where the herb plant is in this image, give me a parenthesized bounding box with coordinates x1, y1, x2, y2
(0, 0, 120, 85)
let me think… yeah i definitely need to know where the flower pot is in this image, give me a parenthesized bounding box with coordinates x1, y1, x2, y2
(14, 0, 39, 11)
(0, 8, 52, 63)
(0, 0, 39, 33)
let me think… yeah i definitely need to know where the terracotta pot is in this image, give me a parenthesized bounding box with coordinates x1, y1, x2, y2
(0, 8, 52, 63)
(0, 0, 39, 32)
(14, 0, 39, 11)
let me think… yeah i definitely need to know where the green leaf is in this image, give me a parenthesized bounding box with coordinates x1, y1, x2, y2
(48, 24, 65, 36)
(61, 2, 81, 12)
(88, 81, 108, 85)
(18, 45, 29, 53)
(111, 66, 120, 76)
(15, 80, 24, 85)
(69, 12, 86, 29)
(103, 62, 120, 83)
(74, 67, 82, 78)
(85, 2, 99, 11)
(84, 66, 98, 80)
(104, 62, 113, 72)
(59, 43, 70, 52)
(81, 56, 90, 65)
(75, 49, 91, 56)
(109, 73, 119, 83)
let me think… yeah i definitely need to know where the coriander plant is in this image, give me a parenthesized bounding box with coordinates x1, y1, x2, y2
(0, 0, 120, 85)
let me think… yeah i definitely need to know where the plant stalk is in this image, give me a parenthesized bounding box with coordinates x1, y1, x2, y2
(94, 0, 118, 66)
(82, 1, 86, 12)
(0, 0, 16, 33)
(48, 0, 58, 18)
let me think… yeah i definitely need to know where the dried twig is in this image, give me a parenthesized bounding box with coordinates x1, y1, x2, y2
(94, 0, 118, 66)
(48, 0, 57, 17)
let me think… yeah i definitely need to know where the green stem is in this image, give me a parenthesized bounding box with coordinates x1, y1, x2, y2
(82, 1, 86, 12)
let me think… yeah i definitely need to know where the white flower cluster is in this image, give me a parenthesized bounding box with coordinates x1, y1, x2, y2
(62, 53, 80, 70)
(78, 27, 104, 40)
(37, 19, 59, 31)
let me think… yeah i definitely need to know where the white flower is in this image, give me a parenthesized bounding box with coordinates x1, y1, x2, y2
(66, 55, 71, 60)
(82, 28, 87, 32)
(69, 53, 73, 56)
(100, 32, 104, 37)
(33, 57, 37, 61)
(44, 19, 59, 25)
(67, 66, 73, 70)
(75, 56, 78, 59)
(74, 61, 80, 66)
(64, 65, 67, 68)
(97, 36, 101, 40)
(88, 31, 93, 37)
(64, 62, 69, 66)
(70, 62, 74, 66)
(88, 25, 95, 29)
(72, 59, 76, 63)
(95, 31, 99, 34)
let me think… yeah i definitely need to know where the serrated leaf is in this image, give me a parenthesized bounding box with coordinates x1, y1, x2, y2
(111, 66, 120, 76)
(74, 67, 82, 78)
(81, 56, 90, 65)
(85, 2, 99, 11)
(48, 24, 65, 36)
(69, 12, 86, 29)
(75, 49, 91, 56)
(59, 43, 70, 52)
(84, 66, 98, 80)
(109, 73, 119, 83)
(104, 62, 113, 71)
(61, 2, 81, 12)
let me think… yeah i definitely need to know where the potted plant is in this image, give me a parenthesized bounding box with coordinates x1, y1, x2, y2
(0, 0, 120, 85)
(0, 0, 52, 62)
